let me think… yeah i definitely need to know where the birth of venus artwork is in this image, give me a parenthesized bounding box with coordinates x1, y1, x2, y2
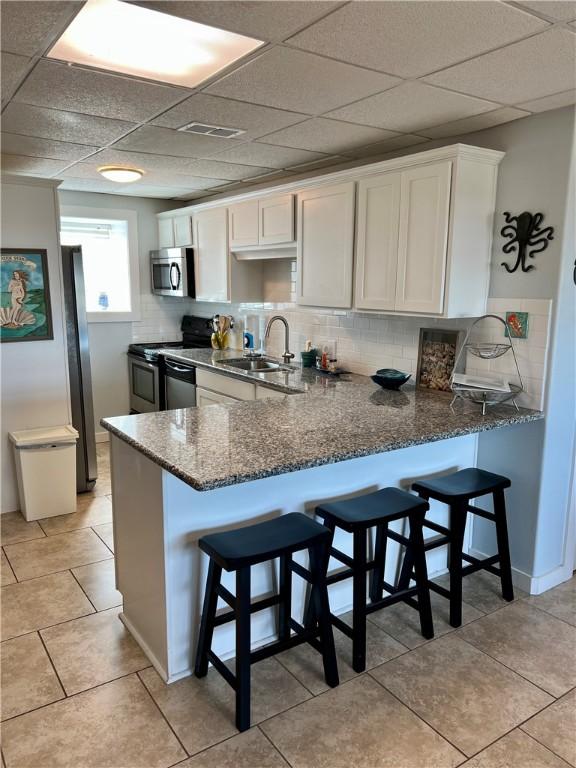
(0, 249, 53, 342)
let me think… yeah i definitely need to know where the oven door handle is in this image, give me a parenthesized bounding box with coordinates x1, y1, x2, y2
(165, 360, 194, 374)
(169, 262, 181, 291)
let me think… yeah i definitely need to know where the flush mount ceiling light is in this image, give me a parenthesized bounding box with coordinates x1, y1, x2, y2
(47, 0, 264, 88)
(98, 165, 143, 183)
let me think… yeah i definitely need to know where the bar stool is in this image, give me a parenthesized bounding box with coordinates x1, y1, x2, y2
(194, 513, 339, 732)
(401, 468, 514, 628)
(314, 487, 434, 674)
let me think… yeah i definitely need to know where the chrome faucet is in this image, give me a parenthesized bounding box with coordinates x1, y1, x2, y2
(264, 315, 294, 364)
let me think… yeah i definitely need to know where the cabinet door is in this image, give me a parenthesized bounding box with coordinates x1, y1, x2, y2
(196, 387, 238, 406)
(228, 200, 259, 247)
(297, 182, 355, 308)
(158, 217, 174, 249)
(256, 385, 287, 401)
(193, 208, 229, 302)
(355, 173, 401, 311)
(259, 194, 294, 245)
(173, 215, 193, 247)
(395, 161, 451, 314)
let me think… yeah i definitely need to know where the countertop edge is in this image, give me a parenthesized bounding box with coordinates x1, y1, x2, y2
(101, 409, 543, 493)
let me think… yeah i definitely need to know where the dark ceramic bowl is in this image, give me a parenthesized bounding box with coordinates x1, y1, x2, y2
(371, 368, 411, 390)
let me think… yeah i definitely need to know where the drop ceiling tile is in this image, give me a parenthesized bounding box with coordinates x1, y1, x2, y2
(13, 59, 185, 122)
(211, 141, 327, 168)
(349, 134, 430, 158)
(1, 154, 70, 176)
(290, 155, 348, 171)
(92, 149, 273, 181)
(111, 125, 241, 158)
(1, 133, 98, 162)
(133, 1, 341, 42)
(58, 177, 192, 198)
(260, 118, 398, 155)
(425, 29, 576, 105)
(1, 52, 32, 102)
(0, 1, 81, 56)
(206, 47, 400, 115)
(1, 103, 137, 146)
(517, 88, 576, 112)
(288, 1, 548, 78)
(326, 82, 497, 133)
(514, 1, 576, 21)
(419, 107, 531, 139)
(153, 93, 307, 138)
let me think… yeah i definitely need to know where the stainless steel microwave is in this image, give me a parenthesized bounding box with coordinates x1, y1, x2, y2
(150, 248, 195, 297)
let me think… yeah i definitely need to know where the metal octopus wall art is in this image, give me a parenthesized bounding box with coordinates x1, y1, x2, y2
(500, 211, 554, 273)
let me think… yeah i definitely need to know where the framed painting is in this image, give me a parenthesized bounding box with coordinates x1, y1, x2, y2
(416, 328, 462, 392)
(0, 249, 53, 343)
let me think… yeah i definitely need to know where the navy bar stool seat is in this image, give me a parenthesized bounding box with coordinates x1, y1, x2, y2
(195, 513, 339, 732)
(404, 468, 514, 628)
(315, 487, 434, 673)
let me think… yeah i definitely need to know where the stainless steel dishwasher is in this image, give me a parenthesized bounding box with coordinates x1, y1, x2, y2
(163, 358, 197, 409)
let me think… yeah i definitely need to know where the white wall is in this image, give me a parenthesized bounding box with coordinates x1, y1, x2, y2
(1, 176, 72, 512)
(57, 191, 184, 439)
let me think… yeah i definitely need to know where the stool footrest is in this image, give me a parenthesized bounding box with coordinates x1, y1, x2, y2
(466, 505, 496, 521)
(213, 594, 282, 627)
(423, 534, 451, 551)
(331, 614, 354, 639)
(289, 560, 313, 583)
(326, 566, 354, 585)
(207, 651, 236, 689)
(422, 520, 451, 536)
(428, 581, 451, 599)
(383, 529, 410, 547)
(365, 586, 419, 614)
(461, 553, 500, 576)
(330, 547, 354, 569)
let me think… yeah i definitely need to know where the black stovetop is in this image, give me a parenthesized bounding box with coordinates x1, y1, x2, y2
(128, 315, 213, 362)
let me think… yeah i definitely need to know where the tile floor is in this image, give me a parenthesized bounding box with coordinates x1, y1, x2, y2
(1, 443, 575, 768)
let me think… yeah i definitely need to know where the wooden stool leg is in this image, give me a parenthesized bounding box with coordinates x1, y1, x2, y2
(352, 529, 367, 673)
(410, 514, 434, 640)
(370, 523, 388, 602)
(194, 559, 222, 678)
(493, 489, 514, 602)
(278, 553, 292, 642)
(304, 518, 334, 629)
(235, 566, 251, 732)
(310, 541, 339, 688)
(448, 503, 467, 628)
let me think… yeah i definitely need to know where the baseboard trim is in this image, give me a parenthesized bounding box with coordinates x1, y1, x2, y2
(95, 431, 109, 444)
(467, 546, 572, 595)
(119, 611, 170, 682)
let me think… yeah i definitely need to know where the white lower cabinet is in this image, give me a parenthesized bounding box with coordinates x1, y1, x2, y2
(297, 181, 355, 308)
(255, 386, 287, 400)
(196, 387, 238, 406)
(196, 369, 256, 401)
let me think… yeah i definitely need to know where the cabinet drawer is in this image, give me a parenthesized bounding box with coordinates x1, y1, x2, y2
(196, 387, 238, 406)
(196, 369, 256, 400)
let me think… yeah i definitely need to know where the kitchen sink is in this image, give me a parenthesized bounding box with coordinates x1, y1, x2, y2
(222, 357, 295, 373)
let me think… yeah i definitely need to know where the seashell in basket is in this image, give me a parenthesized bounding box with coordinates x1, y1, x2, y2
(0, 306, 36, 328)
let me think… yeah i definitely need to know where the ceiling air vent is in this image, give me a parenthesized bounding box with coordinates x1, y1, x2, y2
(177, 122, 245, 138)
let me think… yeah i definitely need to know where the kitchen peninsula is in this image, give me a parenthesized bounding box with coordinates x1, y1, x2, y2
(102, 353, 542, 684)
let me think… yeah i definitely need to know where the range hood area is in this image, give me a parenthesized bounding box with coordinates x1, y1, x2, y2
(231, 243, 297, 261)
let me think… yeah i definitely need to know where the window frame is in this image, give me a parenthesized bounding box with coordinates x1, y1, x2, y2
(60, 205, 141, 323)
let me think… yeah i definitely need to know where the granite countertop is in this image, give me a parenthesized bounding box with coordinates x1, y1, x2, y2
(102, 351, 543, 492)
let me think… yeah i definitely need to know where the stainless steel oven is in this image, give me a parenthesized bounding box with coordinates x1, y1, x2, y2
(128, 353, 160, 413)
(150, 248, 195, 298)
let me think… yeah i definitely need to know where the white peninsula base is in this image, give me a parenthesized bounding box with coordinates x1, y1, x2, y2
(109, 432, 481, 684)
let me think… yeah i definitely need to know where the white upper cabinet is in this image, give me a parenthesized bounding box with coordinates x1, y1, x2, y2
(228, 194, 294, 248)
(297, 182, 355, 308)
(158, 217, 175, 249)
(158, 214, 193, 249)
(395, 161, 451, 314)
(259, 194, 294, 245)
(193, 207, 229, 302)
(355, 172, 401, 312)
(173, 214, 193, 247)
(228, 200, 259, 248)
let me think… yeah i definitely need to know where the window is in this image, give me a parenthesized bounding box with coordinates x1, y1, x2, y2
(60, 206, 140, 322)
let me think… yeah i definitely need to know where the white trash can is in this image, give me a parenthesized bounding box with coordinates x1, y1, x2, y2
(9, 425, 79, 521)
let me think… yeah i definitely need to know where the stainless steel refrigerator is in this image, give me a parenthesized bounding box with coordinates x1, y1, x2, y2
(61, 245, 98, 492)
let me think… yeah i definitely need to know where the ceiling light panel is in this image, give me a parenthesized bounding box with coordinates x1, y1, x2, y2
(47, 0, 264, 88)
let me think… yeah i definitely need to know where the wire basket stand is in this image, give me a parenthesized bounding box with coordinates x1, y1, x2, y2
(450, 314, 524, 415)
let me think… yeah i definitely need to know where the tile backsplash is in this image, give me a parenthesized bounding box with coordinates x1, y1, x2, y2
(132, 286, 551, 412)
